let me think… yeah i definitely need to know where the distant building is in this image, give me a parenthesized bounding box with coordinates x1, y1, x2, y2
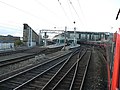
(52, 31, 110, 44)
(23, 24, 39, 47)
(0, 35, 20, 43)
(0, 35, 20, 51)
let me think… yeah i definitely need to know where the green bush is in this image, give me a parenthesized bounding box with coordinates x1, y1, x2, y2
(14, 40, 23, 46)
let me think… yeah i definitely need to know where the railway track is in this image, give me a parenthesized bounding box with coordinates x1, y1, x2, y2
(0, 49, 26, 56)
(41, 48, 91, 90)
(69, 49, 91, 90)
(0, 53, 41, 67)
(0, 45, 65, 67)
(0, 49, 47, 67)
(0, 50, 72, 90)
(0, 47, 32, 56)
(16, 48, 81, 90)
(41, 48, 82, 90)
(0, 46, 95, 90)
(0, 45, 64, 67)
(0, 45, 63, 57)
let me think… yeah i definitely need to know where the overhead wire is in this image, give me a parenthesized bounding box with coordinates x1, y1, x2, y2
(0, 25, 22, 31)
(67, 0, 75, 24)
(34, 0, 58, 18)
(77, 0, 84, 17)
(0, 1, 38, 19)
(68, 0, 84, 26)
(0, 0, 86, 31)
(58, 0, 71, 25)
(67, 0, 81, 31)
(77, 0, 87, 28)
(0, 22, 23, 29)
(0, 0, 53, 25)
(68, 0, 81, 20)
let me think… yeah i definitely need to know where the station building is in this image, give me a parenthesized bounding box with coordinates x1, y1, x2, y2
(52, 31, 111, 44)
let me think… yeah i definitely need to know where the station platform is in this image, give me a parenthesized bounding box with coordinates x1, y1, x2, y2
(45, 44, 65, 48)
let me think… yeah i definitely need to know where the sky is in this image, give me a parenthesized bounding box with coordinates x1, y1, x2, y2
(0, 0, 120, 37)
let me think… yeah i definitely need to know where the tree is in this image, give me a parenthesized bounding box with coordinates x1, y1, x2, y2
(14, 40, 23, 46)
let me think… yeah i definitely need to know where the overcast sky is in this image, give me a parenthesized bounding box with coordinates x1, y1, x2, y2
(0, 0, 119, 37)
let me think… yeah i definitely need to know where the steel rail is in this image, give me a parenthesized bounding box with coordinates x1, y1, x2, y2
(0, 48, 30, 56)
(0, 46, 45, 57)
(51, 60, 77, 90)
(67, 49, 91, 90)
(0, 49, 47, 67)
(0, 54, 37, 67)
(0, 53, 71, 89)
(69, 61, 79, 90)
(51, 50, 87, 90)
(69, 49, 87, 90)
(79, 50, 92, 90)
(0, 51, 71, 81)
(13, 57, 66, 90)
(41, 49, 81, 90)
(0, 51, 71, 83)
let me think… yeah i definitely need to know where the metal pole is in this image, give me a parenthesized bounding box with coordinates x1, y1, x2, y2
(44, 32, 47, 47)
(74, 27, 76, 45)
(63, 26, 67, 50)
(31, 28, 32, 47)
(73, 21, 76, 46)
